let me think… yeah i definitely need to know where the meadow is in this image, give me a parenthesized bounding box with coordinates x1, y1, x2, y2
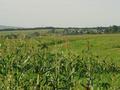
(0, 31, 120, 90)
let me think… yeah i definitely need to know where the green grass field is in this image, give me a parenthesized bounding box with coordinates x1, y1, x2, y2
(0, 32, 120, 90)
(61, 34, 120, 63)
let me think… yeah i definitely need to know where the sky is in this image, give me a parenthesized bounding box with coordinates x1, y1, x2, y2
(0, 0, 120, 27)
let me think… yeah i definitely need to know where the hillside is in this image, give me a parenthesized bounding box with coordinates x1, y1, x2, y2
(0, 25, 19, 30)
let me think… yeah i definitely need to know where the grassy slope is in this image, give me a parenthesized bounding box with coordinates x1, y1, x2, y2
(64, 34, 120, 64)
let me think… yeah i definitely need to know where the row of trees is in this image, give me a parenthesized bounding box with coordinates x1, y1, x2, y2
(49, 25, 120, 35)
(1, 25, 120, 35)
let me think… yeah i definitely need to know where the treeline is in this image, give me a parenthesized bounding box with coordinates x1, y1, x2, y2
(0, 25, 120, 34)
(0, 27, 55, 31)
(63, 25, 120, 34)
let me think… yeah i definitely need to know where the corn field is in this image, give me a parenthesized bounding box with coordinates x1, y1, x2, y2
(0, 33, 120, 90)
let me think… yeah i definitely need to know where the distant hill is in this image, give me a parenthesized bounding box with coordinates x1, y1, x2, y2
(0, 25, 20, 30)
